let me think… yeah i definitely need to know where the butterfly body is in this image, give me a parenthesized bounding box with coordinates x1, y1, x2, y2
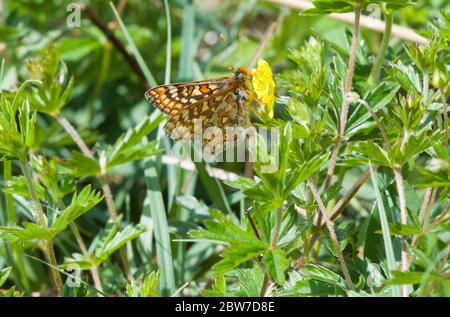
(145, 67, 252, 143)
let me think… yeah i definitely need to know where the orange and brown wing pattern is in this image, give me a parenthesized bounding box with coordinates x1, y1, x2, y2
(164, 90, 249, 143)
(144, 78, 233, 117)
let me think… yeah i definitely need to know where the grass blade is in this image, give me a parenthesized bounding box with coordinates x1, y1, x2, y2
(109, 1, 157, 87)
(178, 0, 195, 81)
(163, 0, 172, 85)
(369, 162, 401, 296)
(144, 159, 176, 296)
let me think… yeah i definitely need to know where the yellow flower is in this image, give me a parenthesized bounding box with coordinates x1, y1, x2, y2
(252, 59, 275, 119)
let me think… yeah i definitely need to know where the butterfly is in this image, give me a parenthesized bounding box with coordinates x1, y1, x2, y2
(145, 67, 253, 146)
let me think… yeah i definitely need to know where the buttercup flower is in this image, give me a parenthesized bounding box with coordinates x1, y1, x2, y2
(252, 59, 275, 119)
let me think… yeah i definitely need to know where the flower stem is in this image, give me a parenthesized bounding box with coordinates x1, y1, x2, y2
(19, 158, 64, 296)
(325, 3, 362, 189)
(368, 13, 393, 84)
(308, 179, 355, 291)
(393, 167, 409, 297)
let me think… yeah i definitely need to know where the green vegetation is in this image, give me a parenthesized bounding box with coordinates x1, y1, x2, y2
(0, 0, 448, 297)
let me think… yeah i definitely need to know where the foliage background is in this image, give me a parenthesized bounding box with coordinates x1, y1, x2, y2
(0, 0, 448, 297)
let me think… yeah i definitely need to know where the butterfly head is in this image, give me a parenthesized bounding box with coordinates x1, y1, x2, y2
(233, 66, 251, 80)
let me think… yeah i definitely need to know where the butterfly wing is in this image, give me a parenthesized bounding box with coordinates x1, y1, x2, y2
(164, 90, 249, 143)
(145, 78, 233, 117)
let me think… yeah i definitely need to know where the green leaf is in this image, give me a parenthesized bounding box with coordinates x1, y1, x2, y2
(232, 267, 264, 297)
(299, 264, 347, 291)
(0, 267, 12, 288)
(284, 153, 329, 194)
(59, 151, 100, 177)
(3, 175, 46, 201)
(191, 209, 266, 249)
(213, 246, 263, 273)
(388, 271, 443, 285)
(51, 186, 102, 234)
(94, 224, 146, 263)
(143, 158, 176, 296)
(0, 90, 36, 160)
(0, 223, 50, 244)
(107, 115, 164, 169)
(352, 141, 392, 167)
(263, 248, 289, 284)
(369, 163, 402, 296)
(384, 223, 422, 236)
(126, 271, 160, 297)
(388, 61, 421, 94)
(141, 271, 160, 297)
(202, 275, 227, 297)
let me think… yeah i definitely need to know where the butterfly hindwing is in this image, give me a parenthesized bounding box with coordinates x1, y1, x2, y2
(164, 91, 249, 142)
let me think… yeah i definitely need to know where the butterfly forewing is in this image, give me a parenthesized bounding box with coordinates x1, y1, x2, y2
(145, 78, 233, 117)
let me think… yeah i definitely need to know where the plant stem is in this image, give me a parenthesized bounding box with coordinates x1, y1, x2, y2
(99, 175, 118, 219)
(55, 114, 93, 159)
(248, 22, 277, 69)
(269, 207, 283, 250)
(325, 3, 362, 189)
(442, 93, 448, 148)
(81, 4, 151, 89)
(3, 161, 16, 223)
(19, 158, 64, 296)
(423, 187, 437, 228)
(422, 72, 429, 104)
(244, 208, 261, 240)
(359, 100, 389, 146)
(393, 167, 408, 297)
(90, 265, 104, 295)
(308, 179, 355, 291)
(68, 222, 104, 294)
(259, 273, 270, 297)
(309, 167, 374, 254)
(368, 13, 393, 84)
(19, 159, 47, 228)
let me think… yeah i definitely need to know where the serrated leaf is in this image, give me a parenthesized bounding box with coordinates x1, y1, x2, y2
(141, 271, 160, 297)
(388, 61, 421, 94)
(59, 151, 100, 177)
(263, 248, 289, 284)
(0, 223, 51, 244)
(299, 264, 348, 291)
(352, 141, 392, 167)
(51, 186, 102, 234)
(107, 115, 164, 168)
(94, 224, 146, 263)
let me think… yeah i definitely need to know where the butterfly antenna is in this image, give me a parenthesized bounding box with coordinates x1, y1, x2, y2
(220, 34, 235, 73)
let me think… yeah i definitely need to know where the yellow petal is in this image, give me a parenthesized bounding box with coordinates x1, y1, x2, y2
(252, 59, 275, 119)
